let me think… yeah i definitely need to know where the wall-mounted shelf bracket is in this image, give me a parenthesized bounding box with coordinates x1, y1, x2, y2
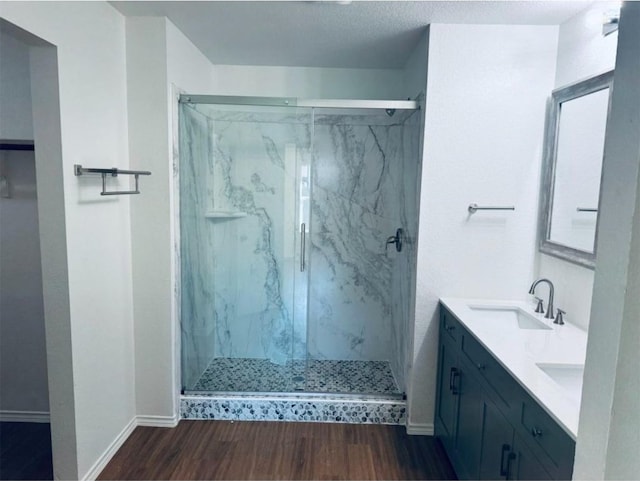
(74, 164, 151, 196)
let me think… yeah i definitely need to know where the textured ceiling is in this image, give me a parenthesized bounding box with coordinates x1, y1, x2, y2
(111, 1, 596, 69)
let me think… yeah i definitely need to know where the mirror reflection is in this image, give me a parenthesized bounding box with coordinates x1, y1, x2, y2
(539, 71, 613, 268)
(549, 88, 609, 252)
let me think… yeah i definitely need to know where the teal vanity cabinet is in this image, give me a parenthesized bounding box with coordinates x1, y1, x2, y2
(435, 309, 485, 479)
(435, 304, 575, 480)
(435, 314, 459, 456)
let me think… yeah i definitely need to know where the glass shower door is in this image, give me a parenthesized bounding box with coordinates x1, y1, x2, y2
(180, 102, 311, 393)
(303, 107, 417, 396)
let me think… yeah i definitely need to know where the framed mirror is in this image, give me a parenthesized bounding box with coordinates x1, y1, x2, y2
(538, 70, 614, 269)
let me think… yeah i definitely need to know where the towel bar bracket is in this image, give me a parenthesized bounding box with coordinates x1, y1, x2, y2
(74, 164, 151, 196)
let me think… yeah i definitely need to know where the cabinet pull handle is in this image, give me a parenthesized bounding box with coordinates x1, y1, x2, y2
(449, 367, 460, 395)
(446, 324, 455, 332)
(476, 363, 485, 370)
(506, 452, 517, 480)
(531, 427, 543, 437)
(499, 444, 511, 477)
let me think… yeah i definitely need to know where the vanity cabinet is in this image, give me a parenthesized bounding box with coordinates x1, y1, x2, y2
(435, 332, 458, 454)
(453, 355, 485, 478)
(435, 304, 574, 480)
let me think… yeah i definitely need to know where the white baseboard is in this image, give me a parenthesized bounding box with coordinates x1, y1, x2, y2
(81, 417, 137, 481)
(0, 410, 50, 423)
(81, 413, 179, 480)
(406, 422, 434, 435)
(137, 414, 179, 428)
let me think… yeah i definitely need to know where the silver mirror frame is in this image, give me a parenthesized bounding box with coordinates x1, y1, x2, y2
(538, 70, 614, 269)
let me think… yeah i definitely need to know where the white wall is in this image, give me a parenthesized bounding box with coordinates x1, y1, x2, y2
(411, 24, 558, 429)
(402, 28, 429, 101)
(574, 3, 640, 478)
(555, 3, 619, 88)
(210, 64, 404, 99)
(127, 16, 217, 422)
(0, 30, 33, 140)
(536, 2, 618, 331)
(126, 16, 171, 423)
(0, 3, 136, 479)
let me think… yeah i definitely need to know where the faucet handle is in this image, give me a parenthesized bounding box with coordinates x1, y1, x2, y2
(554, 308, 565, 325)
(534, 297, 545, 313)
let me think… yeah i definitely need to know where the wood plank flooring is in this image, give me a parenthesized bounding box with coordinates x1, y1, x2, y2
(0, 422, 53, 480)
(99, 420, 456, 480)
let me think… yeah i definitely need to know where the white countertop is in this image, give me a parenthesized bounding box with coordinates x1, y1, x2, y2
(440, 297, 588, 440)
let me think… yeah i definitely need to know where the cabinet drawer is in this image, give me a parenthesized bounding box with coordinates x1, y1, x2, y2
(461, 333, 519, 409)
(520, 397, 575, 476)
(441, 308, 461, 344)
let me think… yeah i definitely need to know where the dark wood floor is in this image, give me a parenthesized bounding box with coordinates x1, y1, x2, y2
(99, 420, 456, 480)
(0, 422, 53, 480)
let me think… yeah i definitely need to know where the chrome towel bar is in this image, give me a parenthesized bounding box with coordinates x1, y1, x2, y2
(468, 203, 515, 214)
(74, 164, 151, 196)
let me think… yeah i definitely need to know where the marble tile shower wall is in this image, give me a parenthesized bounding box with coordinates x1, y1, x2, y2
(308, 113, 421, 393)
(180, 105, 421, 393)
(180, 108, 218, 390)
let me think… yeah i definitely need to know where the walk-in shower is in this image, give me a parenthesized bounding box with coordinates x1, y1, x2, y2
(178, 95, 422, 399)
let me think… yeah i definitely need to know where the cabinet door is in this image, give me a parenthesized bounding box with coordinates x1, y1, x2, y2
(479, 401, 514, 480)
(435, 338, 459, 454)
(455, 359, 485, 479)
(510, 433, 553, 480)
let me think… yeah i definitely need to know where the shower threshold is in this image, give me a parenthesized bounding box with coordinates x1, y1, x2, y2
(181, 391, 407, 425)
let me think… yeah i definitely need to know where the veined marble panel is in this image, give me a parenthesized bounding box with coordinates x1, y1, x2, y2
(180, 104, 310, 382)
(307, 121, 406, 364)
(208, 118, 310, 363)
(389, 108, 422, 392)
(180, 106, 218, 390)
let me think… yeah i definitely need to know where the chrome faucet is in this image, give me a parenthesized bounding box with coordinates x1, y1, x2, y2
(528, 278, 555, 320)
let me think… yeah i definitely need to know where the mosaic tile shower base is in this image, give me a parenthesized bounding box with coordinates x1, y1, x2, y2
(181, 396, 406, 425)
(190, 358, 399, 394)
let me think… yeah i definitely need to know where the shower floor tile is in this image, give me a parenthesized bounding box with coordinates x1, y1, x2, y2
(190, 358, 400, 395)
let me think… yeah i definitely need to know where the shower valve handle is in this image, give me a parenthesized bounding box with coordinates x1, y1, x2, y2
(386, 228, 403, 253)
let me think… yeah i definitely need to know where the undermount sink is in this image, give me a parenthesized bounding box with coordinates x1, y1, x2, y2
(536, 363, 584, 404)
(468, 305, 553, 330)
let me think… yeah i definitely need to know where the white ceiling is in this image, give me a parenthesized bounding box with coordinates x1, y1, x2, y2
(111, 1, 595, 69)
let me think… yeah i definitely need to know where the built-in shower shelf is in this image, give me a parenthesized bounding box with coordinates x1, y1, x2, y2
(205, 211, 248, 219)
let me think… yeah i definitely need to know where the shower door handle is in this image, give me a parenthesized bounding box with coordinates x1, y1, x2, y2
(300, 223, 306, 272)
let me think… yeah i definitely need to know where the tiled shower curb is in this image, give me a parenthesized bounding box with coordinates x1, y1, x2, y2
(181, 395, 406, 425)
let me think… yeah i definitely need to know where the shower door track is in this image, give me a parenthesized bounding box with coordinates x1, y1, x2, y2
(179, 94, 419, 111)
(183, 391, 405, 401)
